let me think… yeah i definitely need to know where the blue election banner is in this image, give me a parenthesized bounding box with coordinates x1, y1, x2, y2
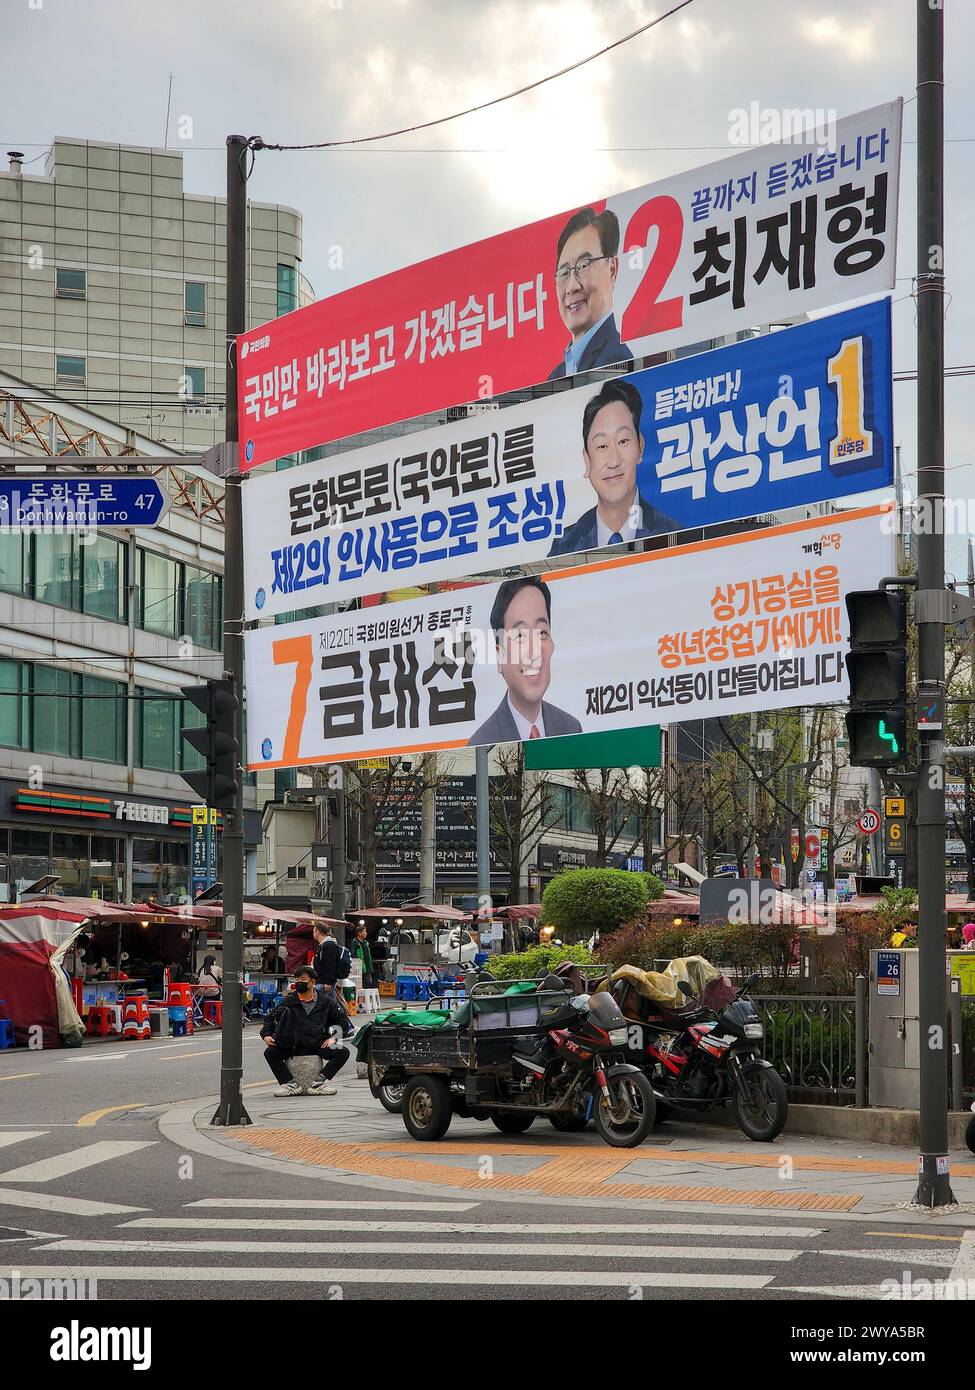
(0, 477, 168, 528)
(241, 299, 894, 622)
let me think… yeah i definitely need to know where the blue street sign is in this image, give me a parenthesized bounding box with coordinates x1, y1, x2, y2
(0, 477, 168, 528)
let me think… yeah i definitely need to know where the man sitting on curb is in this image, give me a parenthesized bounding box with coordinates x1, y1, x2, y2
(260, 964, 353, 1096)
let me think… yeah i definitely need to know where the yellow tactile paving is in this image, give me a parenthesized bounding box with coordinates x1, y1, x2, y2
(226, 1128, 863, 1211)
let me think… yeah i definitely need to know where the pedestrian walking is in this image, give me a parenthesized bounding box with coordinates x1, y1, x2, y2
(260, 965, 353, 1096)
(311, 923, 350, 990)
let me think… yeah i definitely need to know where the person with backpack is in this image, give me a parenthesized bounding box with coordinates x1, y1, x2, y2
(312, 924, 350, 990)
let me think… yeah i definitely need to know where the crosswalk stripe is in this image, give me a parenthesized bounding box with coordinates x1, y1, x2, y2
(0, 1132, 46, 1150)
(0, 1140, 155, 1183)
(35, 1238, 802, 1261)
(0, 1264, 775, 1289)
(123, 1217, 823, 1236)
(0, 1188, 148, 1217)
(184, 1199, 480, 1212)
(817, 1247, 957, 1268)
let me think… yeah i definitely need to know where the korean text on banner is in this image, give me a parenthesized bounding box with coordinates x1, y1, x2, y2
(244, 504, 895, 769)
(242, 300, 893, 622)
(238, 101, 901, 470)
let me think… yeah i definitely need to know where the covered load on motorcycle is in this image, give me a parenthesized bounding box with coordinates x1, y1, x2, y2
(605, 955, 737, 1020)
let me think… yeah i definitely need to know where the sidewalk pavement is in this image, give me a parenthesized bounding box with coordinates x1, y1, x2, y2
(189, 1070, 975, 1225)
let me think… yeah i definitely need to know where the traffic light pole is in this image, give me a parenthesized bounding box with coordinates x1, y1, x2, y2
(211, 134, 251, 1128)
(913, 0, 951, 1206)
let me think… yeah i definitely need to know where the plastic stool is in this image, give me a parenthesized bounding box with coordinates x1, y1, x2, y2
(87, 1004, 115, 1036)
(168, 1005, 187, 1037)
(0, 1019, 14, 1049)
(202, 1000, 222, 1026)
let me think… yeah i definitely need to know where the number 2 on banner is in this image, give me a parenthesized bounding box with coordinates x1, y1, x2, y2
(620, 195, 684, 340)
(273, 633, 313, 765)
(827, 335, 874, 465)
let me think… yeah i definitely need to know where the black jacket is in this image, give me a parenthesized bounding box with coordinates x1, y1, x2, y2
(548, 493, 678, 557)
(261, 990, 353, 1051)
(313, 937, 342, 986)
(547, 315, 634, 380)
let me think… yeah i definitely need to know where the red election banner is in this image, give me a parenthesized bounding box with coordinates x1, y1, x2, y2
(238, 101, 901, 470)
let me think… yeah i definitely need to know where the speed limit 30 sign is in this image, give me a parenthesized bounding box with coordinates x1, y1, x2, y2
(857, 808, 881, 835)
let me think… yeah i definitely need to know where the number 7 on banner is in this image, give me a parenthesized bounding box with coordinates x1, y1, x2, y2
(272, 634, 313, 765)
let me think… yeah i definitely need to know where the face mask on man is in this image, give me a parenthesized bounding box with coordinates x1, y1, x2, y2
(292, 978, 311, 994)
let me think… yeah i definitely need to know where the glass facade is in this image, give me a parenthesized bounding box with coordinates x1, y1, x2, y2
(0, 827, 193, 904)
(276, 263, 297, 316)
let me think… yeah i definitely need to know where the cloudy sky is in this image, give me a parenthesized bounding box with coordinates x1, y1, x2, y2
(4, 0, 974, 567)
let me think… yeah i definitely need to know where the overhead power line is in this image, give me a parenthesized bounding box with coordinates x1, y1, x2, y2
(252, 0, 697, 153)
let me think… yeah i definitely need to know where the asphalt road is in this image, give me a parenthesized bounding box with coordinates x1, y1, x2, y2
(0, 1028, 970, 1302)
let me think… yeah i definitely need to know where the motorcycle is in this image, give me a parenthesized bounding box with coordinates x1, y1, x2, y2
(614, 971, 789, 1142)
(504, 984, 656, 1147)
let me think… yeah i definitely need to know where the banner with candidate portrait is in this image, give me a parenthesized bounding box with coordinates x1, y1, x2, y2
(238, 101, 901, 471)
(242, 299, 893, 622)
(244, 504, 894, 770)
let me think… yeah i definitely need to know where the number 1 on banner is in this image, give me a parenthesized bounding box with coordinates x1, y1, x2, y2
(827, 335, 874, 466)
(272, 633, 313, 765)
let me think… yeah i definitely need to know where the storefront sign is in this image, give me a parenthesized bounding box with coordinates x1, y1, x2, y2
(238, 102, 901, 469)
(245, 504, 894, 767)
(115, 800, 170, 825)
(242, 301, 893, 621)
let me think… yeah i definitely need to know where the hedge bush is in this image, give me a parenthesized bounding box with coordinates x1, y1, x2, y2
(540, 868, 649, 942)
(484, 943, 593, 980)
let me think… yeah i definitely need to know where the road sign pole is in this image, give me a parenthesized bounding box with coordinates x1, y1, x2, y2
(211, 134, 251, 1129)
(913, 0, 952, 1207)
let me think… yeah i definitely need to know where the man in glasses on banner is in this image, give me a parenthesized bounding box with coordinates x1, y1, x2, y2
(467, 576, 582, 747)
(548, 206, 634, 380)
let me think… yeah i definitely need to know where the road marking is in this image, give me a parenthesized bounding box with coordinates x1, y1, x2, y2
(0, 1188, 148, 1217)
(776, 1284, 890, 1299)
(242, 1081, 276, 1090)
(185, 1199, 480, 1212)
(816, 1247, 956, 1268)
(0, 1132, 46, 1150)
(0, 1140, 155, 1183)
(158, 1049, 220, 1062)
(865, 1230, 963, 1242)
(0, 1264, 775, 1289)
(0, 1074, 39, 1083)
(950, 1229, 975, 1286)
(37, 1238, 802, 1261)
(76, 1104, 145, 1128)
(122, 1217, 823, 1236)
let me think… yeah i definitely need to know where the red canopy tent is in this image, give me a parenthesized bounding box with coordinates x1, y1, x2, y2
(0, 897, 155, 1048)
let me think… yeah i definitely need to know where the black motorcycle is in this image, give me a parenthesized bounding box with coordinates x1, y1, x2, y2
(614, 971, 789, 1142)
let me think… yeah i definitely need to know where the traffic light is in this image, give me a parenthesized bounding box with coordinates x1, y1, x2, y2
(180, 678, 238, 810)
(844, 588, 909, 768)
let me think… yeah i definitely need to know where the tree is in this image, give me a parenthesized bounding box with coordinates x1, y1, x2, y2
(485, 744, 557, 904)
(541, 867, 650, 942)
(567, 766, 641, 866)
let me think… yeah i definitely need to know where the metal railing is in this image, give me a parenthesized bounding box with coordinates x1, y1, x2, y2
(754, 987, 864, 1106)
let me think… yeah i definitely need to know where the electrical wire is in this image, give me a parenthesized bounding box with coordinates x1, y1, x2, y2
(250, 2, 697, 152)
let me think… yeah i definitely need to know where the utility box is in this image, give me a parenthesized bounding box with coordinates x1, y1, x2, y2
(868, 948, 920, 1109)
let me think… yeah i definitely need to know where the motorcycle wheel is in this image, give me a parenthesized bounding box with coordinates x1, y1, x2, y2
(965, 1113, 975, 1156)
(549, 1112, 589, 1132)
(369, 1080, 405, 1114)
(490, 1113, 535, 1134)
(593, 1071, 655, 1148)
(732, 1064, 788, 1142)
(401, 1076, 453, 1141)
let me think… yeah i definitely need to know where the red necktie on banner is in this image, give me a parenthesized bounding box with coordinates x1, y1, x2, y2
(529, 725, 540, 739)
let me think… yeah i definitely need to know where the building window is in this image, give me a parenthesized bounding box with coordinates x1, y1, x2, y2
(183, 566, 222, 650)
(33, 665, 81, 758)
(276, 263, 297, 317)
(139, 549, 180, 637)
(81, 674, 126, 763)
(184, 281, 207, 327)
(181, 366, 205, 402)
(0, 658, 29, 749)
(55, 354, 86, 386)
(56, 268, 87, 300)
(81, 534, 125, 622)
(32, 532, 80, 609)
(0, 532, 25, 595)
(138, 689, 179, 772)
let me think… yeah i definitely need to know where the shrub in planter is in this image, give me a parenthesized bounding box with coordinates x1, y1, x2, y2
(484, 943, 593, 980)
(642, 872, 666, 901)
(541, 868, 650, 942)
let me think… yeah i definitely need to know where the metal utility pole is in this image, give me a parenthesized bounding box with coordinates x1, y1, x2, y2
(329, 766, 347, 919)
(418, 753, 437, 902)
(211, 134, 251, 1128)
(476, 744, 493, 926)
(913, 1, 952, 1206)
